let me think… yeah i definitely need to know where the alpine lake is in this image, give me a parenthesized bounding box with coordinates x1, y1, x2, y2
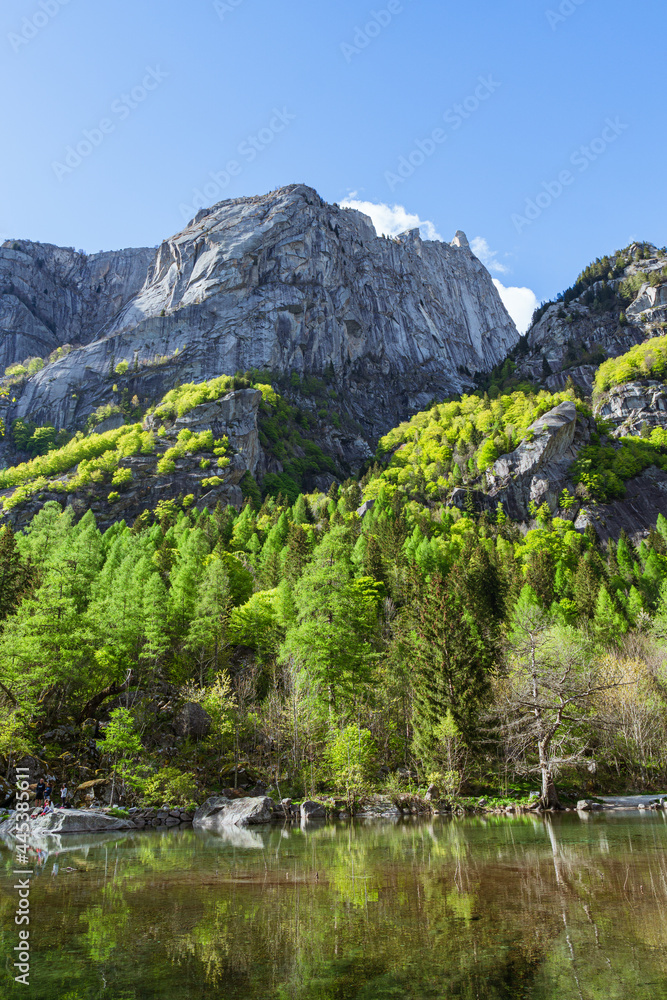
(1, 810, 667, 999)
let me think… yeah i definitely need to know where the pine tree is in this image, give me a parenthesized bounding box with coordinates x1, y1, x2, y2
(283, 524, 312, 583)
(573, 553, 603, 619)
(409, 547, 503, 758)
(362, 534, 386, 586)
(169, 527, 210, 632)
(526, 549, 556, 608)
(231, 503, 256, 549)
(593, 586, 626, 643)
(292, 493, 312, 525)
(187, 560, 232, 682)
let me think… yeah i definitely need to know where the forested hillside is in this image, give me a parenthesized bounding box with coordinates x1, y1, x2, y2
(2, 235, 667, 814)
(2, 379, 667, 812)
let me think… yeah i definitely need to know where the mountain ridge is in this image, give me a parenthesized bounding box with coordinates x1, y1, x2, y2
(0, 183, 517, 462)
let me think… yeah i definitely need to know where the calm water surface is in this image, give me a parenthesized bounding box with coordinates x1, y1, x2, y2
(1, 813, 667, 999)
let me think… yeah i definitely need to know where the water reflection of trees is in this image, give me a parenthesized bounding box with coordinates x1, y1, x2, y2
(1, 817, 666, 998)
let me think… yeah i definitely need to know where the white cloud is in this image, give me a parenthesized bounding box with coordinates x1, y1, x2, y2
(493, 280, 539, 335)
(340, 197, 443, 241)
(470, 236, 510, 274)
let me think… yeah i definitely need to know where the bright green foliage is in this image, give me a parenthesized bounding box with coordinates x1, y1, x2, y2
(325, 724, 376, 798)
(100, 708, 144, 799)
(0, 423, 155, 512)
(572, 434, 667, 500)
(229, 590, 281, 655)
(594, 334, 667, 394)
(156, 429, 226, 475)
(373, 388, 585, 498)
(139, 766, 198, 807)
(3, 374, 667, 805)
(280, 526, 380, 715)
(152, 374, 253, 421)
(0, 710, 33, 764)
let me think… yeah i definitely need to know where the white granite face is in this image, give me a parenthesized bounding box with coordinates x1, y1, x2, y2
(2, 184, 518, 436)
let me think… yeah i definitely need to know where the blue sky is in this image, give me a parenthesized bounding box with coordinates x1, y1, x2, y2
(1, 0, 665, 331)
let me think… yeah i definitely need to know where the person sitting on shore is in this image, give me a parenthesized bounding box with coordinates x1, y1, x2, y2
(40, 797, 54, 816)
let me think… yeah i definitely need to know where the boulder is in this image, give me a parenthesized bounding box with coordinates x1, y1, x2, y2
(486, 401, 585, 520)
(219, 767, 257, 789)
(300, 800, 327, 821)
(74, 778, 110, 805)
(193, 795, 277, 829)
(173, 702, 211, 740)
(0, 808, 135, 837)
(576, 799, 603, 812)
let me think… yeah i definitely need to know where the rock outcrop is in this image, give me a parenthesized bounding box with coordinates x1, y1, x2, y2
(1, 387, 263, 531)
(486, 401, 590, 519)
(518, 243, 667, 394)
(1, 184, 518, 455)
(575, 466, 667, 543)
(593, 380, 667, 436)
(193, 795, 279, 828)
(173, 702, 212, 740)
(0, 241, 155, 371)
(0, 808, 135, 837)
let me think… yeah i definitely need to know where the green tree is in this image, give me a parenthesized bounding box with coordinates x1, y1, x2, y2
(186, 559, 232, 683)
(280, 527, 379, 716)
(325, 724, 376, 808)
(100, 707, 143, 804)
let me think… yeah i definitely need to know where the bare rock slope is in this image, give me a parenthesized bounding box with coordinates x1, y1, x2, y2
(1, 184, 518, 449)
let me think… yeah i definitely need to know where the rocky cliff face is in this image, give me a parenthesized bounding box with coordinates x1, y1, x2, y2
(3, 388, 264, 532)
(517, 243, 667, 394)
(1, 184, 518, 456)
(486, 401, 590, 520)
(594, 380, 667, 437)
(0, 241, 155, 370)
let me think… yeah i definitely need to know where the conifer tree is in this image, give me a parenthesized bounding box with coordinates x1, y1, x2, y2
(280, 526, 379, 716)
